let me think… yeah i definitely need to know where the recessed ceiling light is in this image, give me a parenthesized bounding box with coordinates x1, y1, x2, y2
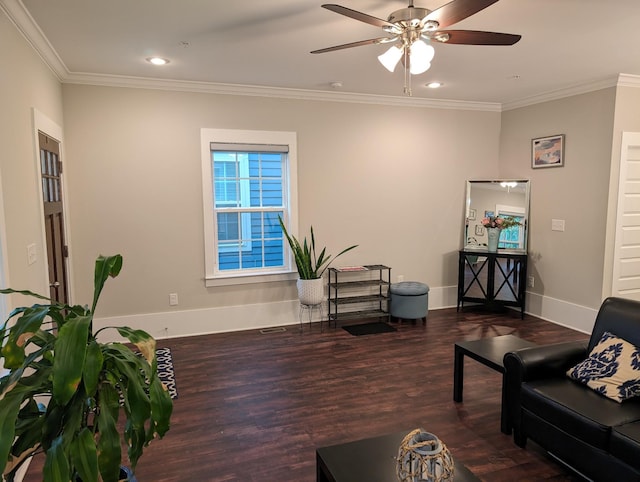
(426, 82, 443, 89)
(146, 57, 169, 66)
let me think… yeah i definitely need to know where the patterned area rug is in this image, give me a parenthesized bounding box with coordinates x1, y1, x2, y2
(156, 347, 178, 399)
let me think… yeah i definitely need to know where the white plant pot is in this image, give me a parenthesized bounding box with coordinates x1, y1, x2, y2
(297, 278, 324, 306)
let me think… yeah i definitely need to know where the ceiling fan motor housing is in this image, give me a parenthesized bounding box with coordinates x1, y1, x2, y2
(387, 6, 433, 27)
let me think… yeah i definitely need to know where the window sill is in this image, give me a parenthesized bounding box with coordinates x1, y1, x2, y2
(205, 271, 298, 287)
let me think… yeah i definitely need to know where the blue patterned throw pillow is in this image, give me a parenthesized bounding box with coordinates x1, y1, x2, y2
(567, 331, 640, 403)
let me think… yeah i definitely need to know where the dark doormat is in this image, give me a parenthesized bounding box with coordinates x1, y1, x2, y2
(342, 321, 397, 336)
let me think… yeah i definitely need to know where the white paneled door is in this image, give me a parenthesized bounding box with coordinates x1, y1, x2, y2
(612, 132, 640, 300)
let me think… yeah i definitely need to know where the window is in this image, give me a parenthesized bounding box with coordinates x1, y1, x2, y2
(496, 204, 525, 250)
(498, 216, 524, 249)
(201, 129, 298, 286)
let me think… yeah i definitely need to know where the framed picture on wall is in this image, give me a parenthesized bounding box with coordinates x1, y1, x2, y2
(475, 225, 484, 236)
(532, 134, 565, 169)
(484, 210, 494, 218)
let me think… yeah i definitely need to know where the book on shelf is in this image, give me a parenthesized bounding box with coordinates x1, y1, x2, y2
(336, 266, 367, 272)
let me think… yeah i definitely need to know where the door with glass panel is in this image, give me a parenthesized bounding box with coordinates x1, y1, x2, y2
(39, 131, 69, 305)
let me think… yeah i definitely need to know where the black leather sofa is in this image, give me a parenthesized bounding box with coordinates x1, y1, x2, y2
(504, 297, 640, 481)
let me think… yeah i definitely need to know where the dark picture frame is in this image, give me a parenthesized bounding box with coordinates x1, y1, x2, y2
(532, 134, 565, 169)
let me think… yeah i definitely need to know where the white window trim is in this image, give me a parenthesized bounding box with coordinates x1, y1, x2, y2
(200, 128, 299, 287)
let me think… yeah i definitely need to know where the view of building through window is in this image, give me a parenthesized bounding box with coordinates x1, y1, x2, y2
(212, 147, 287, 272)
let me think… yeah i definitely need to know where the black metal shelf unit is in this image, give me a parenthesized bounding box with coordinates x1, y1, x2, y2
(327, 265, 391, 326)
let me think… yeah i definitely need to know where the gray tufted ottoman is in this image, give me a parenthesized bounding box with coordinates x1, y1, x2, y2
(389, 281, 430, 324)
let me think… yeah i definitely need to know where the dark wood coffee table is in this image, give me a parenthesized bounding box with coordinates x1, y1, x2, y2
(453, 334, 537, 434)
(316, 430, 479, 482)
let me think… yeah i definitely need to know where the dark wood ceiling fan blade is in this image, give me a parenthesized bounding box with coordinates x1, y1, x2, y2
(321, 4, 397, 29)
(311, 37, 394, 54)
(424, 0, 500, 29)
(435, 30, 521, 45)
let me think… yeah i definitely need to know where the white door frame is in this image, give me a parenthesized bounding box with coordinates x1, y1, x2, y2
(32, 108, 73, 304)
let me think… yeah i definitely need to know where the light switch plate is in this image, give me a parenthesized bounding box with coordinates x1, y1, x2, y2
(27, 244, 37, 265)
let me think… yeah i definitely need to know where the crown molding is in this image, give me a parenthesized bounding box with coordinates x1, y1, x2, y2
(0, 0, 67, 80)
(502, 76, 621, 111)
(617, 73, 640, 88)
(63, 71, 502, 112)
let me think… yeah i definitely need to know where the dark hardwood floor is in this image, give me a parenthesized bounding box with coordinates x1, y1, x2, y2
(24, 307, 589, 481)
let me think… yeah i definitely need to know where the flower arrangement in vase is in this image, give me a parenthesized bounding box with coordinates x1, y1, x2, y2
(481, 215, 521, 252)
(481, 215, 521, 230)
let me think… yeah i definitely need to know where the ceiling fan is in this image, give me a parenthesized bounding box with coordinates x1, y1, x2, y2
(311, 0, 521, 95)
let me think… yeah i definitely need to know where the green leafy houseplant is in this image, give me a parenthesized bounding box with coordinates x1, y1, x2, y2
(278, 216, 357, 279)
(0, 254, 172, 482)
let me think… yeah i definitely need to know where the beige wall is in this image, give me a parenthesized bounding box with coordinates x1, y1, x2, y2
(61, 84, 501, 318)
(0, 9, 64, 300)
(500, 88, 616, 310)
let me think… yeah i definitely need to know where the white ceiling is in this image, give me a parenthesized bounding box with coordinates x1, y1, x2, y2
(7, 0, 640, 107)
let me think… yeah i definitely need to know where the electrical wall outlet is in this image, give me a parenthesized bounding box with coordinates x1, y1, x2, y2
(527, 276, 535, 288)
(169, 293, 178, 306)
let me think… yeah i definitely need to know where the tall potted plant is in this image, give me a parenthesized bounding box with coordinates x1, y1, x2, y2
(0, 254, 172, 482)
(278, 216, 357, 305)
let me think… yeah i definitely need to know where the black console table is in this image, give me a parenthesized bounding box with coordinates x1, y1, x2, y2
(457, 250, 527, 318)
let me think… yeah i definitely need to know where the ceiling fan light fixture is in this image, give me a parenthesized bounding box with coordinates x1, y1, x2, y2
(409, 39, 434, 75)
(432, 32, 450, 43)
(378, 45, 403, 72)
(422, 19, 440, 31)
(410, 61, 431, 75)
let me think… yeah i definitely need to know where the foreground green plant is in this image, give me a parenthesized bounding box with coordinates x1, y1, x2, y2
(0, 254, 172, 482)
(278, 216, 357, 279)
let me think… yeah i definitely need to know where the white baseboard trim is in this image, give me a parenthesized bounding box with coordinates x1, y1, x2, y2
(429, 285, 459, 310)
(92, 287, 597, 342)
(93, 299, 302, 341)
(94, 285, 462, 341)
(525, 291, 597, 335)
(432, 287, 596, 334)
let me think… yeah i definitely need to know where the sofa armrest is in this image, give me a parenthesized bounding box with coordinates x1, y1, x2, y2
(504, 340, 589, 382)
(502, 340, 588, 438)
